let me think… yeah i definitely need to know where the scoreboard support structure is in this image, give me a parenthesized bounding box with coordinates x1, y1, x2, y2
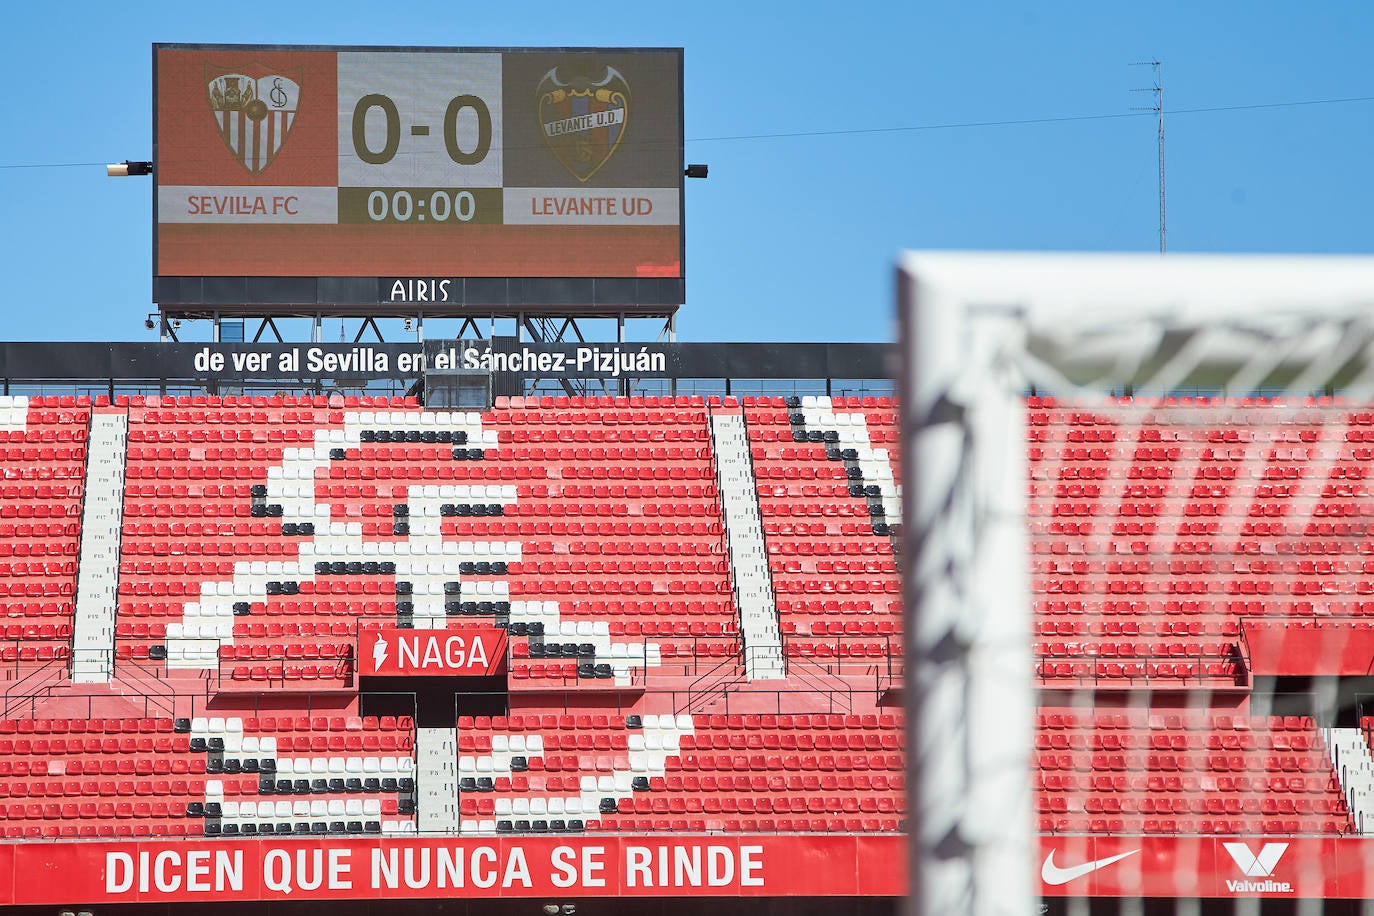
(179, 311, 674, 347)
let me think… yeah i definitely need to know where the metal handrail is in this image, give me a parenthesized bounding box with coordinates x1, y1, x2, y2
(0, 658, 67, 718)
(778, 655, 853, 713)
(679, 652, 747, 716)
(1034, 643, 1247, 689)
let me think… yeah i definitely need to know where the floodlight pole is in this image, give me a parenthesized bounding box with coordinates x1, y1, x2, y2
(1156, 63, 1166, 254)
(1131, 61, 1165, 253)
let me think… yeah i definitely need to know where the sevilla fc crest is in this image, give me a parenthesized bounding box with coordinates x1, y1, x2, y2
(206, 64, 302, 175)
(536, 65, 630, 183)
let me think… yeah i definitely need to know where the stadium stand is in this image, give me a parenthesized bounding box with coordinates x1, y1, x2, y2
(1025, 396, 1374, 848)
(742, 396, 902, 667)
(14, 376, 1374, 914)
(12, 389, 1374, 845)
(0, 396, 86, 684)
(0, 392, 907, 855)
(1035, 710, 1352, 836)
(15, 388, 1374, 850)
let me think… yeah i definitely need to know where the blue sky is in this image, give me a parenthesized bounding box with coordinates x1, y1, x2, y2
(1, 1, 1371, 344)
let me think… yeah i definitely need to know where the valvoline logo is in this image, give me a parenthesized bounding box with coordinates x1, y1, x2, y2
(1222, 842, 1292, 895)
(360, 626, 508, 677)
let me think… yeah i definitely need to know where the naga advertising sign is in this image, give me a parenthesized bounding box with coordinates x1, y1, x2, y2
(153, 45, 685, 314)
(357, 626, 507, 677)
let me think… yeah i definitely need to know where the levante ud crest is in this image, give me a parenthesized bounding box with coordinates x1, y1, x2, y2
(536, 65, 630, 183)
(206, 64, 302, 175)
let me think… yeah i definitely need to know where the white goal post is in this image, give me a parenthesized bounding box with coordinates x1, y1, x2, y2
(898, 252, 1374, 916)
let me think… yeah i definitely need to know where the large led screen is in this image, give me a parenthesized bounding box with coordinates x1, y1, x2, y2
(153, 45, 684, 313)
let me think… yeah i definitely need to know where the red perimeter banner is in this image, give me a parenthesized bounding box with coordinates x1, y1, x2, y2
(1, 835, 903, 905)
(25, 833, 1374, 903)
(1039, 835, 1374, 899)
(356, 626, 507, 677)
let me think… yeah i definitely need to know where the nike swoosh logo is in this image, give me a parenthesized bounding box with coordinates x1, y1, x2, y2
(1041, 849, 1139, 886)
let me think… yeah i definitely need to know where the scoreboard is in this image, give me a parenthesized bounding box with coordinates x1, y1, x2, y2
(152, 45, 684, 315)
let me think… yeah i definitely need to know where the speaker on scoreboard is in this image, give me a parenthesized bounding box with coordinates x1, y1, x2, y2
(488, 335, 527, 400)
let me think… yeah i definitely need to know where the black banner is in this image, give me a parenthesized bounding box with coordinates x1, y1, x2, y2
(153, 277, 687, 314)
(0, 341, 891, 383)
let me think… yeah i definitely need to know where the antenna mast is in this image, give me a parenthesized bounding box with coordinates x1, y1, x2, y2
(1132, 60, 1165, 253)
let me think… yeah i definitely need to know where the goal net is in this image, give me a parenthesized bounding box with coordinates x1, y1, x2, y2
(898, 252, 1374, 916)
